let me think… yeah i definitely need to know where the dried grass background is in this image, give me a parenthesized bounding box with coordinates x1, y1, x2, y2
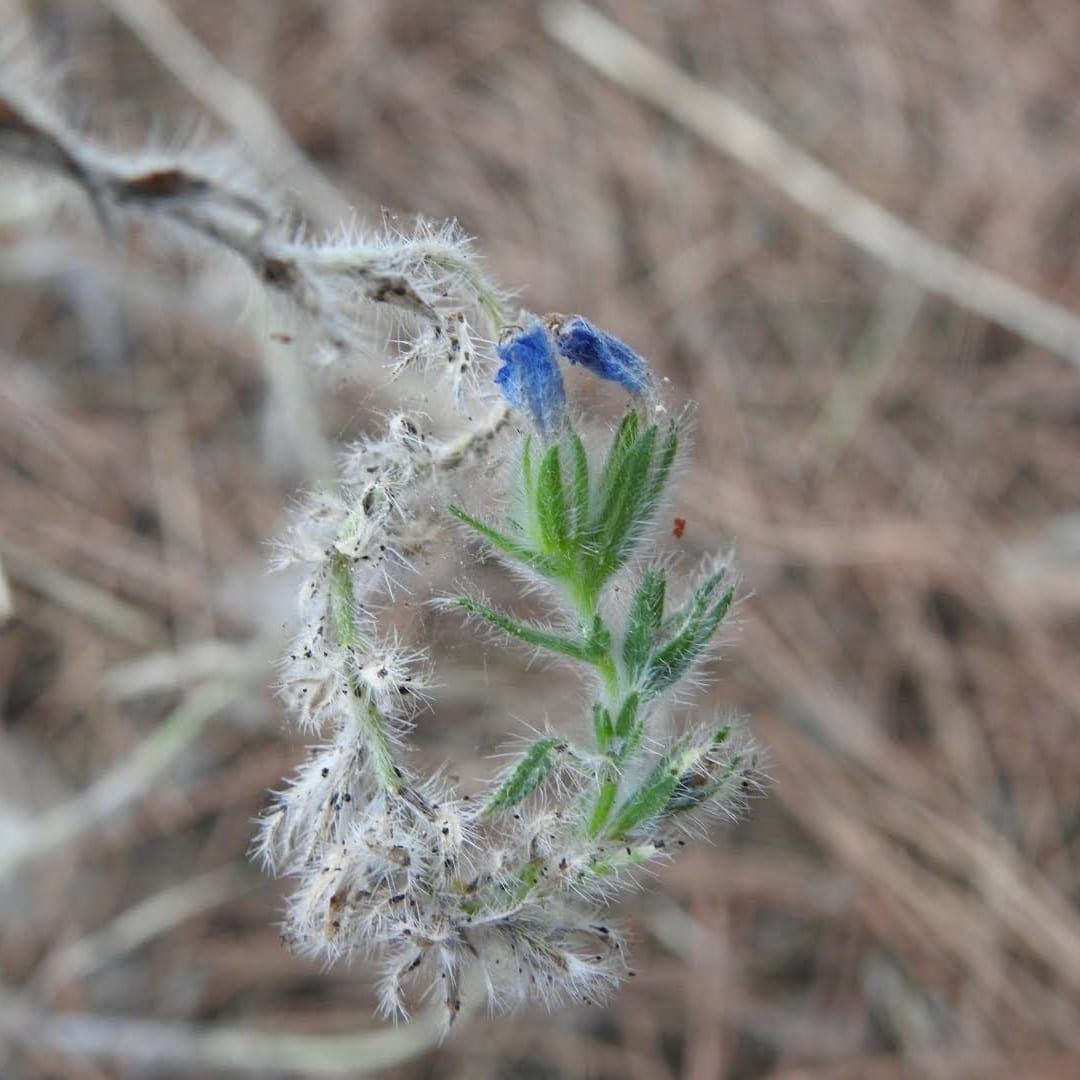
(3, 1, 1080, 1077)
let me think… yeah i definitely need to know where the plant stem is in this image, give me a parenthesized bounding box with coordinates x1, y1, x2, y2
(329, 552, 366, 650)
(567, 585, 618, 704)
(328, 552, 402, 793)
(566, 580, 642, 835)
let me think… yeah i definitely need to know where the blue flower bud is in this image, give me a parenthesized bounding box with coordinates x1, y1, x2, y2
(553, 316, 654, 398)
(494, 322, 566, 437)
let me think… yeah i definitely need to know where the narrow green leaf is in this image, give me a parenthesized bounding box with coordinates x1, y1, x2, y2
(447, 505, 560, 578)
(661, 565, 728, 636)
(622, 569, 666, 679)
(608, 768, 677, 838)
(454, 596, 599, 663)
(606, 742, 703, 838)
(519, 436, 535, 518)
(573, 410, 650, 597)
(485, 738, 559, 814)
(585, 416, 679, 590)
(613, 691, 641, 739)
(597, 424, 655, 544)
(643, 586, 735, 697)
(610, 692, 645, 764)
(644, 420, 679, 511)
(592, 704, 613, 749)
(517, 858, 543, 893)
(587, 776, 618, 836)
(535, 443, 569, 555)
(608, 421, 678, 573)
(590, 424, 657, 584)
(568, 431, 590, 540)
(593, 411, 640, 522)
(619, 421, 678, 572)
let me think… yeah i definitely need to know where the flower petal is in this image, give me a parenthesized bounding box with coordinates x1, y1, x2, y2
(554, 316, 654, 398)
(494, 323, 566, 436)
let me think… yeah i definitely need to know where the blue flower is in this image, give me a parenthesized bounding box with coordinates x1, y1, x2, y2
(553, 316, 654, 398)
(494, 323, 566, 437)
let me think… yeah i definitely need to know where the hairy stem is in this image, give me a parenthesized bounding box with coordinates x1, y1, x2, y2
(328, 552, 402, 793)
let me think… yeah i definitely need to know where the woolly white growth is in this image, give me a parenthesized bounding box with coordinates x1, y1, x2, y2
(353, 639, 431, 720)
(277, 637, 348, 735)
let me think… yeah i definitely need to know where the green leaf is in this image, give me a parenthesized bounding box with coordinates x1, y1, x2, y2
(622, 568, 666, 679)
(594, 411, 640, 515)
(613, 691, 641, 739)
(586, 776, 618, 837)
(602, 420, 677, 578)
(661, 565, 728, 636)
(644, 420, 679, 512)
(640, 565, 734, 698)
(584, 412, 636, 556)
(610, 692, 645, 764)
(592, 703, 613, 749)
(593, 423, 657, 577)
(579, 414, 680, 593)
(643, 584, 734, 697)
(447, 505, 560, 579)
(568, 431, 590, 540)
(535, 443, 569, 556)
(485, 738, 560, 813)
(519, 436, 536, 513)
(606, 741, 703, 838)
(607, 766, 677, 838)
(454, 596, 601, 663)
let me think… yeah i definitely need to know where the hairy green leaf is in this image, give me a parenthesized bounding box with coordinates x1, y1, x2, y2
(606, 742, 704, 838)
(644, 420, 679, 511)
(643, 584, 734, 697)
(592, 703, 613, 749)
(447, 504, 560, 578)
(535, 443, 569, 556)
(568, 431, 591, 541)
(454, 596, 600, 663)
(575, 414, 681, 593)
(605, 420, 677, 575)
(623, 568, 666, 679)
(485, 738, 560, 813)
(661, 565, 728, 635)
(594, 423, 656, 577)
(516, 436, 536, 537)
(587, 775, 618, 837)
(594, 410, 640, 515)
(613, 692, 641, 739)
(610, 692, 645, 764)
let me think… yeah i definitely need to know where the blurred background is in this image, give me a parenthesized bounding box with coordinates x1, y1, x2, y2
(3, 1, 1080, 1077)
